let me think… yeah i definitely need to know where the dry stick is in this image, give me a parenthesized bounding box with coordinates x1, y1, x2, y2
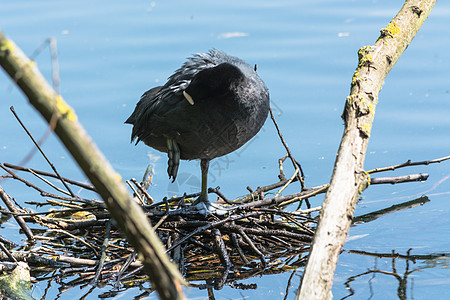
(126, 179, 145, 205)
(233, 155, 298, 204)
(4, 39, 62, 173)
(278, 154, 288, 180)
(238, 184, 329, 210)
(211, 228, 231, 290)
(47, 228, 99, 256)
(0, 250, 68, 267)
(0, 30, 185, 300)
(367, 155, 450, 174)
(275, 168, 299, 197)
(269, 107, 305, 190)
(235, 177, 292, 204)
(48, 38, 60, 94)
(92, 220, 112, 284)
(130, 178, 154, 204)
(115, 251, 138, 288)
(237, 228, 266, 268)
(208, 186, 232, 204)
(223, 224, 313, 243)
(0, 241, 18, 262)
(29, 38, 59, 94)
(10, 106, 76, 198)
(29, 169, 72, 196)
(230, 232, 249, 264)
(165, 211, 262, 253)
(0, 235, 17, 248)
(3, 163, 96, 191)
(297, 1, 437, 299)
(370, 173, 428, 185)
(0, 163, 100, 206)
(236, 159, 428, 206)
(0, 185, 34, 241)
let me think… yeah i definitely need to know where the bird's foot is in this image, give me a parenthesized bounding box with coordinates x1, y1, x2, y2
(192, 197, 230, 216)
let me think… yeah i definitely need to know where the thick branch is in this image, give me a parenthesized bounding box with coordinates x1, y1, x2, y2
(0, 30, 185, 300)
(297, 1, 436, 299)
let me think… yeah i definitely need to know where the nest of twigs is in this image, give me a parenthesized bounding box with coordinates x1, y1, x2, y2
(0, 153, 320, 296)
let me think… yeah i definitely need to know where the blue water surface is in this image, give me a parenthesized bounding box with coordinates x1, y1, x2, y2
(1, 0, 450, 299)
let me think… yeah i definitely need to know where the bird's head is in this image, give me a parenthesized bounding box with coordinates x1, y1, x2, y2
(183, 62, 245, 105)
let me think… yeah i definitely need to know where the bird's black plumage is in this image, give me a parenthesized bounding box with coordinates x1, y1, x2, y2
(125, 49, 269, 203)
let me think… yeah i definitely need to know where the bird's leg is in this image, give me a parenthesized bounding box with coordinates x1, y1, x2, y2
(195, 158, 228, 215)
(166, 138, 180, 182)
(200, 158, 210, 204)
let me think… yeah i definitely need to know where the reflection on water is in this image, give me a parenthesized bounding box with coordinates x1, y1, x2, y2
(343, 249, 450, 300)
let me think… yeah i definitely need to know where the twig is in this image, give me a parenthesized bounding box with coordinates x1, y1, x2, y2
(10, 106, 76, 198)
(0, 235, 17, 248)
(211, 228, 231, 289)
(29, 37, 60, 94)
(0, 241, 17, 262)
(275, 168, 299, 197)
(0, 250, 69, 267)
(237, 184, 329, 210)
(232, 155, 303, 204)
(367, 155, 450, 174)
(3, 163, 95, 191)
(126, 179, 145, 205)
(29, 168, 72, 196)
(370, 173, 428, 184)
(46, 229, 99, 256)
(2, 206, 100, 217)
(166, 211, 262, 253)
(278, 154, 288, 181)
(1, 163, 49, 195)
(237, 228, 266, 268)
(222, 224, 313, 243)
(0, 185, 34, 241)
(209, 187, 233, 204)
(130, 178, 154, 204)
(269, 107, 305, 190)
(92, 220, 111, 284)
(1, 163, 100, 206)
(114, 252, 138, 288)
(283, 270, 297, 300)
(230, 232, 249, 264)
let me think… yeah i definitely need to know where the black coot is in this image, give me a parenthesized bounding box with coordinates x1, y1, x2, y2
(125, 49, 270, 205)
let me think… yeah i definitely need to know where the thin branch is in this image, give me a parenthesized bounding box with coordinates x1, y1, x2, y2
(269, 107, 305, 190)
(367, 155, 450, 174)
(0, 185, 34, 241)
(3, 162, 95, 191)
(370, 173, 428, 184)
(92, 220, 112, 284)
(130, 178, 154, 204)
(10, 106, 76, 198)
